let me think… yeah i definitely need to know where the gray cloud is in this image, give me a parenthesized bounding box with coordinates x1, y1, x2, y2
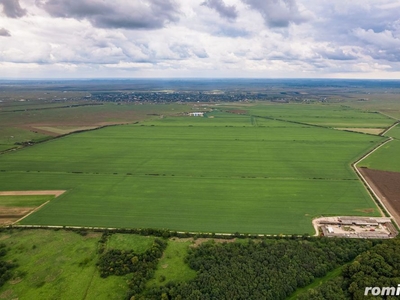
(352, 28, 400, 62)
(169, 43, 209, 60)
(311, 3, 400, 44)
(309, 2, 400, 63)
(242, 0, 309, 28)
(0, 0, 26, 18)
(316, 48, 357, 61)
(214, 26, 250, 37)
(0, 27, 11, 36)
(37, 0, 180, 30)
(201, 0, 238, 20)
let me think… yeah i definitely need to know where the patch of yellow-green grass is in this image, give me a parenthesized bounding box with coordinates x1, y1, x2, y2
(106, 233, 156, 253)
(147, 239, 196, 287)
(0, 195, 54, 207)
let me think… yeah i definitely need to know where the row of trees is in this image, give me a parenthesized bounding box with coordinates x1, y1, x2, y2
(137, 238, 374, 300)
(9, 225, 316, 241)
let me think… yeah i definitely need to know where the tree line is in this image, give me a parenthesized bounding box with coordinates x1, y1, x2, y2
(136, 238, 374, 300)
(297, 238, 400, 300)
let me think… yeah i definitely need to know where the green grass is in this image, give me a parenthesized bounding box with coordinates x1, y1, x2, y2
(0, 229, 129, 300)
(0, 195, 54, 207)
(358, 139, 400, 172)
(0, 145, 16, 152)
(0, 127, 48, 152)
(0, 105, 384, 234)
(106, 234, 155, 253)
(341, 94, 400, 119)
(147, 239, 196, 287)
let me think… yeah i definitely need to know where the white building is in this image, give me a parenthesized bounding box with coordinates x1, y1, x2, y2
(189, 112, 204, 117)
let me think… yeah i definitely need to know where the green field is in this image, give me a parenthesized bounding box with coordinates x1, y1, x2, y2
(0, 105, 386, 234)
(385, 123, 400, 139)
(243, 104, 393, 128)
(0, 102, 190, 152)
(358, 139, 400, 172)
(358, 123, 400, 172)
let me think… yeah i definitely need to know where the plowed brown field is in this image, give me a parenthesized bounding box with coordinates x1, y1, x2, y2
(358, 167, 400, 224)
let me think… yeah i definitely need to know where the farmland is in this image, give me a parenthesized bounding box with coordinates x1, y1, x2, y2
(358, 139, 400, 172)
(1, 79, 400, 299)
(0, 108, 385, 234)
(0, 102, 189, 152)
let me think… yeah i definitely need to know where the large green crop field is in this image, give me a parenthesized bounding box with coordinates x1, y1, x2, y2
(358, 139, 400, 172)
(357, 123, 400, 172)
(0, 107, 388, 234)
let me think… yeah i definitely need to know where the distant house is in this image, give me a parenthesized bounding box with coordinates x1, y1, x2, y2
(189, 112, 204, 117)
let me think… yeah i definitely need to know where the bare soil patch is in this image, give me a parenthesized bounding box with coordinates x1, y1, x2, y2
(0, 190, 66, 197)
(358, 167, 400, 225)
(21, 125, 59, 137)
(0, 206, 35, 225)
(335, 128, 384, 135)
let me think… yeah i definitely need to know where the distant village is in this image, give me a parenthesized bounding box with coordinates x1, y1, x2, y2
(74, 91, 325, 104)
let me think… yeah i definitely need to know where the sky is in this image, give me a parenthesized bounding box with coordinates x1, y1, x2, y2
(1, 0, 400, 79)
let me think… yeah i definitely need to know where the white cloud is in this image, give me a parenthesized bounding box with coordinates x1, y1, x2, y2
(1, 0, 400, 78)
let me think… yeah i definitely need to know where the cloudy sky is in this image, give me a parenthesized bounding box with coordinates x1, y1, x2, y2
(1, 0, 400, 79)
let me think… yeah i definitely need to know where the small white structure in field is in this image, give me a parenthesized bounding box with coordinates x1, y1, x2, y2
(189, 112, 204, 117)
